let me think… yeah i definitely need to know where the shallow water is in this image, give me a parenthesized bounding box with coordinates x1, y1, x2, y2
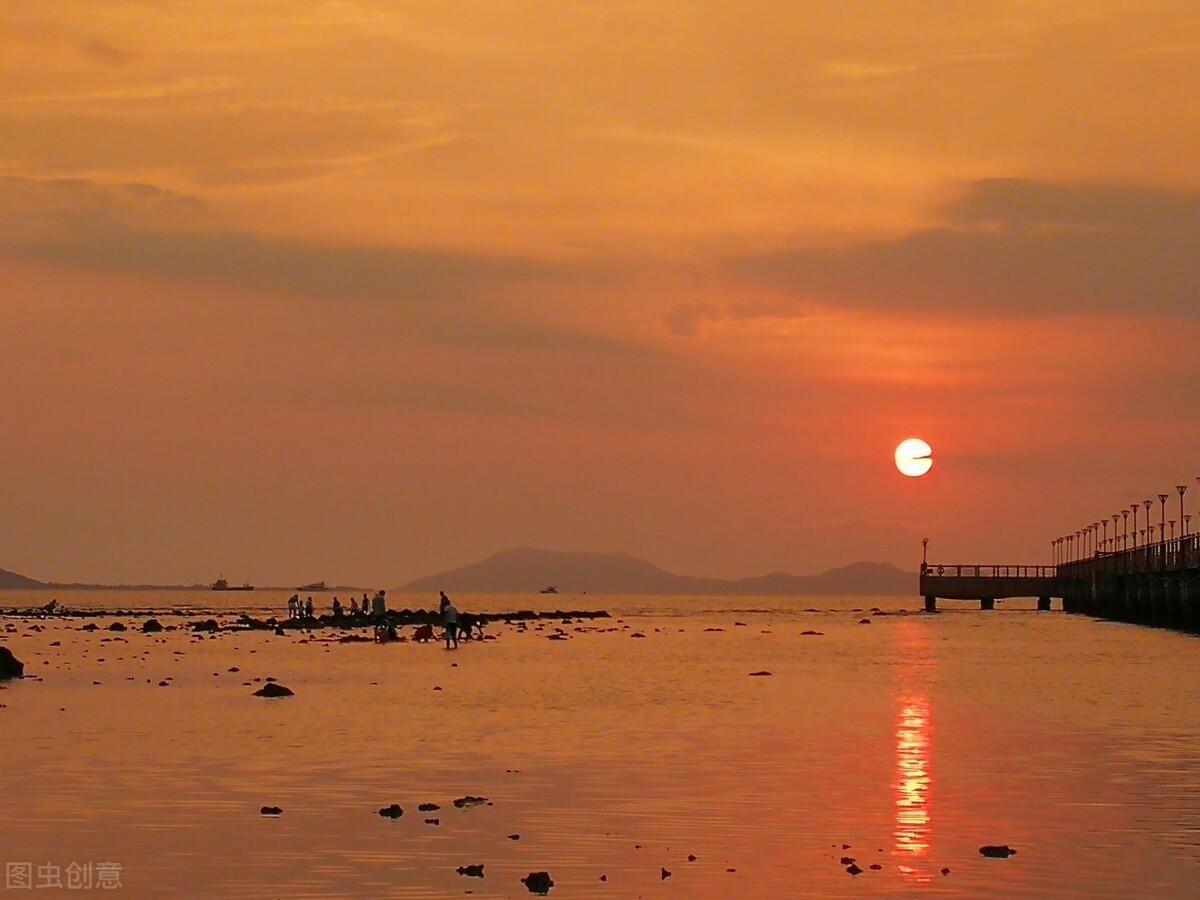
(2, 591, 1199, 897)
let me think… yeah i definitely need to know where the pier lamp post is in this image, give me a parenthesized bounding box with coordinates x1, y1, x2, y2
(1144, 500, 1154, 548)
(1159, 494, 1169, 542)
(1186, 515, 1192, 538)
(1178, 485, 1188, 536)
(1102, 519, 1109, 553)
(1169, 520, 1175, 540)
(1122, 509, 1130, 550)
(1131, 504, 1140, 548)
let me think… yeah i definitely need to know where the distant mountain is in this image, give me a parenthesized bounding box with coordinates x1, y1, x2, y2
(399, 548, 914, 596)
(0, 567, 46, 589)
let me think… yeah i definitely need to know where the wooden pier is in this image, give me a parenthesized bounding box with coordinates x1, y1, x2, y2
(920, 535, 1200, 631)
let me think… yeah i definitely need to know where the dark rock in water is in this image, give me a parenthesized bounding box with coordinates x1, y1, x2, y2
(0, 647, 24, 680)
(418, 803, 440, 812)
(941, 867, 951, 875)
(630, 632, 646, 638)
(82, 623, 99, 632)
(508, 833, 521, 841)
(749, 671, 772, 677)
(378, 804, 404, 819)
(687, 854, 697, 862)
(858, 618, 871, 625)
(253, 683, 294, 698)
(661, 867, 671, 880)
(424, 818, 439, 825)
(191, 619, 219, 632)
(228, 666, 240, 673)
(599, 874, 607, 881)
(260, 806, 283, 816)
(839, 856, 855, 866)
(108, 622, 127, 632)
(869, 864, 881, 870)
(453, 795, 489, 809)
(142, 619, 163, 633)
(979, 845, 1017, 858)
(157, 680, 170, 687)
(800, 630, 824, 636)
(846, 864, 863, 876)
(521, 871, 554, 894)
(456, 864, 485, 878)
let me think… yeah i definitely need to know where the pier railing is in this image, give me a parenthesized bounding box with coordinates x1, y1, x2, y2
(1059, 533, 1200, 577)
(921, 563, 1057, 579)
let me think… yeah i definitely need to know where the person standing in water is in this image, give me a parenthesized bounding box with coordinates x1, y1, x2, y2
(440, 591, 459, 649)
(305, 597, 314, 620)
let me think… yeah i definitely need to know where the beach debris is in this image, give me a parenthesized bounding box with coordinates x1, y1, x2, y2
(456, 865, 485, 878)
(253, 683, 294, 698)
(748, 671, 772, 677)
(418, 803, 440, 812)
(142, 619, 163, 633)
(378, 804, 404, 819)
(260, 806, 283, 816)
(0, 648, 24, 680)
(453, 795, 490, 809)
(108, 622, 127, 632)
(521, 871, 554, 894)
(661, 867, 671, 880)
(846, 863, 863, 875)
(979, 844, 1017, 858)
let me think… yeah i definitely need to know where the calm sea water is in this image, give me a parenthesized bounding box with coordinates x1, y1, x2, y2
(2, 590, 1198, 898)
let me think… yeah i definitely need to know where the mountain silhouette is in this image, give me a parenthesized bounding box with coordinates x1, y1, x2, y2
(399, 548, 913, 595)
(0, 567, 46, 589)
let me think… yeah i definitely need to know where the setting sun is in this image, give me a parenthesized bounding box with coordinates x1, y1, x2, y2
(895, 438, 933, 477)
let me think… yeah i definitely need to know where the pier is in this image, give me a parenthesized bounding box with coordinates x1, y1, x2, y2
(920, 535, 1200, 631)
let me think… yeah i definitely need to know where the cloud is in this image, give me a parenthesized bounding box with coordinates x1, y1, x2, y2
(728, 178, 1200, 317)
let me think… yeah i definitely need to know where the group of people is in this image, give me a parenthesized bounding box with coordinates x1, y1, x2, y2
(286, 590, 388, 621)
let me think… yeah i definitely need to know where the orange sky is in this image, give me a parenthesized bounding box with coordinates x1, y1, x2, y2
(3, 1, 1199, 584)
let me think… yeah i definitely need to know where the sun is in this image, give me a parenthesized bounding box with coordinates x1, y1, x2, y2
(895, 438, 933, 477)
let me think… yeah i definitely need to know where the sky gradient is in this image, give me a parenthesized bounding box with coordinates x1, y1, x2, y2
(4, 1, 1199, 584)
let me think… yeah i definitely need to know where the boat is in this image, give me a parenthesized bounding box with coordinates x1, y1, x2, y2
(539, 585, 558, 594)
(297, 581, 328, 592)
(211, 577, 254, 591)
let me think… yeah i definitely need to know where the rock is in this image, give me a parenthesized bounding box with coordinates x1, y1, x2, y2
(82, 623, 98, 631)
(191, 619, 219, 632)
(661, 867, 671, 880)
(839, 856, 855, 865)
(260, 806, 283, 816)
(687, 854, 697, 862)
(630, 632, 646, 638)
(941, 867, 951, 875)
(749, 671, 772, 677)
(418, 803, 440, 812)
(253, 683, 294, 698)
(108, 622, 127, 632)
(378, 804, 404, 818)
(869, 864, 881, 870)
(228, 666, 240, 673)
(453, 795, 489, 809)
(599, 874, 607, 881)
(0, 648, 24, 680)
(846, 864, 863, 876)
(507, 833, 521, 841)
(858, 618, 871, 625)
(456, 865, 485, 878)
(142, 619, 163, 633)
(800, 630, 823, 636)
(157, 680, 170, 687)
(979, 844, 1017, 858)
(521, 871, 554, 894)
(424, 818, 439, 825)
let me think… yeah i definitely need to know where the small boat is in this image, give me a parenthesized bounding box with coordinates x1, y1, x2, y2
(211, 577, 254, 591)
(539, 585, 558, 594)
(297, 581, 328, 592)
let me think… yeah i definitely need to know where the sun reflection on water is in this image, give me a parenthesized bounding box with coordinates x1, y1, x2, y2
(895, 695, 932, 860)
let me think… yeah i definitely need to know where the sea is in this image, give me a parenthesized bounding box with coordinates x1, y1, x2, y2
(1, 590, 1198, 898)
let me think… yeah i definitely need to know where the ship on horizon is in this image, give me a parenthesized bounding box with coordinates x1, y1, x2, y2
(211, 577, 254, 592)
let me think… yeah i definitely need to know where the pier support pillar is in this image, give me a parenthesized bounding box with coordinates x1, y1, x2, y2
(924, 595, 937, 613)
(980, 597, 995, 611)
(1037, 596, 1051, 611)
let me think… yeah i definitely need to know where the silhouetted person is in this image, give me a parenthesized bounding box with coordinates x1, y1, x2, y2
(332, 597, 343, 618)
(349, 598, 359, 616)
(305, 597, 314, 620)
(287, 595, 298, 620)
(441, 593, 459, 649)
(371, 590, 387, 619)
